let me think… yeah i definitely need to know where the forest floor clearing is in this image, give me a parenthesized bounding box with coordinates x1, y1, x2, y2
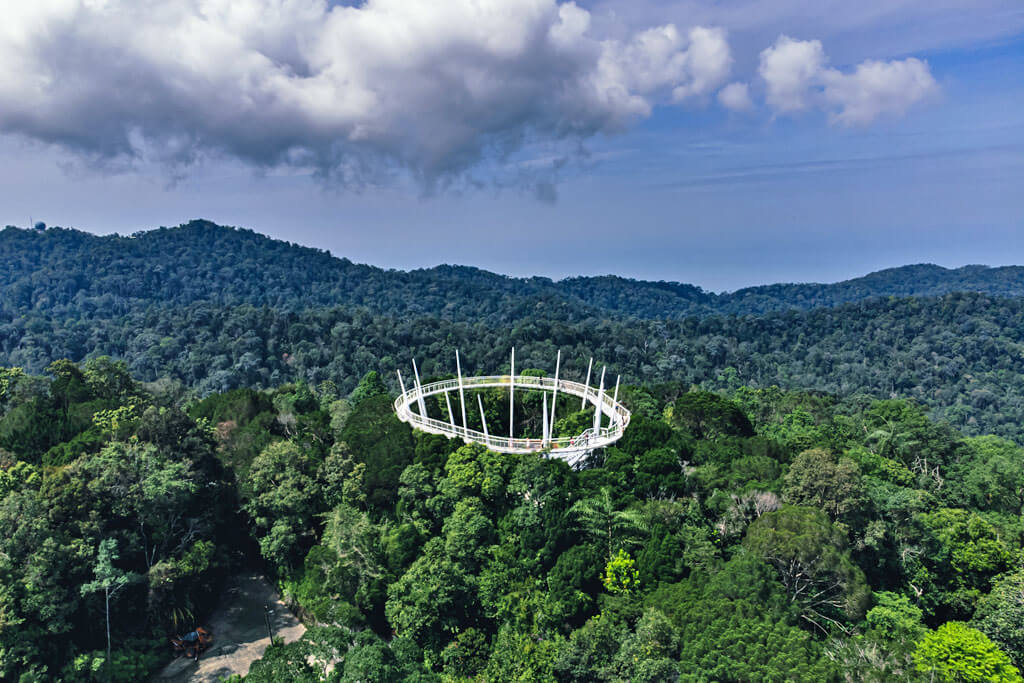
(152, 572, 306, 682)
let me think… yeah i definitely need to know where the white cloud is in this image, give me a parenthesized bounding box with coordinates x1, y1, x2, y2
(0, 0, 731, 188)
(717, 82, 753, 111)
(822, 58, 939, 125)
(759, 36, 827, 113)
(672, 27, 733, 101)
(758, 35, 938, 125)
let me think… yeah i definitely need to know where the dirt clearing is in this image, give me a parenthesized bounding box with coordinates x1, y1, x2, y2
(153, 573, 306, 682)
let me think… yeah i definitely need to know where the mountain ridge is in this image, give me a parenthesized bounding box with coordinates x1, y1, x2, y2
(3, 219, 1023, 321)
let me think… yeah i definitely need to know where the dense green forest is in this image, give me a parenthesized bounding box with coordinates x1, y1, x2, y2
(4, 290, 1024, 441)
(2, 221, 1024, 680)
(3, 222, 1024, 443)
(4, 221, 1024, 322)
(2, 360, 1023, 681)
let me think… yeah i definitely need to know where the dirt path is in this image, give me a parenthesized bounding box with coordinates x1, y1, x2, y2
(153, 573, 306, 682)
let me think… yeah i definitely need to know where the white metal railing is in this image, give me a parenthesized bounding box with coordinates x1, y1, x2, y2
(392, 374, 630, 459)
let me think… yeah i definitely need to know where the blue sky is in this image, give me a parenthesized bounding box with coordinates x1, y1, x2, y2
(0, 1, 1020, 291)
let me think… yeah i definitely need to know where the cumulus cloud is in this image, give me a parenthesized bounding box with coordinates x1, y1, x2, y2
(821, 58, 938, 125)
(717, 82, 753, 111)
(758, 35, 937, 125)
(759, 36, 827, 113)
(0, 0, 732, 188)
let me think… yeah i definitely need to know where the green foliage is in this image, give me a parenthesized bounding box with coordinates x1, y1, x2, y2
(384, 538, 477, 654)
(341, 387, 414, 512)
(570, 486, 646, 560)
(866, 592, 926, 645)
(671, 391, 755, 440)
(912, 507, 1015, 621)
(485, 625, 559, 682)
(6, 223, 1024, 445)
(914, 622, 1023, 683)
(744, 505, 870, 633)
(603, 549, 640, 595)
(782, 448, 865, 522)
(60, 645, 162, 682)
(960, 436, 1024, 515)
(4, 327, 1024, 680)
(972, 569, 1024, 668)
(0, 361, 230, 681)
(649, 554, 837, 681)
(441, 627, 489, 679)
(244, 440, 321, 571)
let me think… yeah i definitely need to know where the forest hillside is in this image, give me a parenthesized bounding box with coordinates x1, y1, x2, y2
(3, 222, 1024, 680)
(2, 221, 1024, 441)
(4, 220, 1024, 321)
(2, 363, 1023, 681)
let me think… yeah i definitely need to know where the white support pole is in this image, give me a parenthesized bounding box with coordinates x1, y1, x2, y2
(456, 350, 468, 431)
(593, 366, 606, 435)
(509, 347, 515, 440)
(612, 375, 621, 426)
(444, 392, 456, 428)
(396, 370, 408, 401)
(549, 349, 560, 440)
(542, 392, 550, 446)
(581, 357, 593, 409)
(477, 394, 490, 445)
(411, 359, 427, 417)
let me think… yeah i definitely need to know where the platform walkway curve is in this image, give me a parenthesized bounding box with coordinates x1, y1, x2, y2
(394, 374, 630, 466)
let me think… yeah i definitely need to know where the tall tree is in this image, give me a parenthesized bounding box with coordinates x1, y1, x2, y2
(80, 539, 139, 675)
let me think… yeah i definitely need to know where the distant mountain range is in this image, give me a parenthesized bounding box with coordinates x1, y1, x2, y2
(4, 219, 1024, 440)
(2, 220, 1022, 322)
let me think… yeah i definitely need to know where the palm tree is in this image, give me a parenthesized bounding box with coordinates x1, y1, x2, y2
(570, 487, 646, 560)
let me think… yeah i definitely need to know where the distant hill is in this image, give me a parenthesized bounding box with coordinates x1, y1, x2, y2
(2, 220, 1023, 321)
(4, 220, 1024, 440)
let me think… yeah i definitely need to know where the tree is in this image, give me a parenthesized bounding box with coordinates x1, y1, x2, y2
(485, 624, 559, 682)
(603, 549, 639, 595)
(84, 441, 198, 570)
(961, 436, 1024, 515)
(648, 555, 836, 681)
(341, 388, 414, 512)
(911, 507, 1014, 621)
(315, 503, 387, 625)
(861, 399, 962, 488)
(319, 442, 366, 509)
(606, 609, 679, 682)
(244, 440, 320, 571)
(782, 448, 864, 522)
(544, 544, 603, 631)
(671, 391, 754, 440)
(744, 505, 870, 633)
(81, 357, 135, 401)
(913, 622, 1023, 683)
(441, 497, 495, 572)
(441, 628, 489, 679)
(0, 487, 78, 679)
(570, 487, 645, 560)
(385, 538, 477, 653)
(973, 569, 1024, 668)
(339, 630, 402, 683)
(865, 591, 926, 646)
(80, 539, 140, 675)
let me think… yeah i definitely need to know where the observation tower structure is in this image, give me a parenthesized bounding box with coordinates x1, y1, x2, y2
(393, 349, 630, 466)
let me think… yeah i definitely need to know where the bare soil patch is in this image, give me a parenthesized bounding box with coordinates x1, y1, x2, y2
(153, 573, 305, 682)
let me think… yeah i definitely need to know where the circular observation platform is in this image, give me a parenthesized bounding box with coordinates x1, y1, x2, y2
(393, 354, 630, 466)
